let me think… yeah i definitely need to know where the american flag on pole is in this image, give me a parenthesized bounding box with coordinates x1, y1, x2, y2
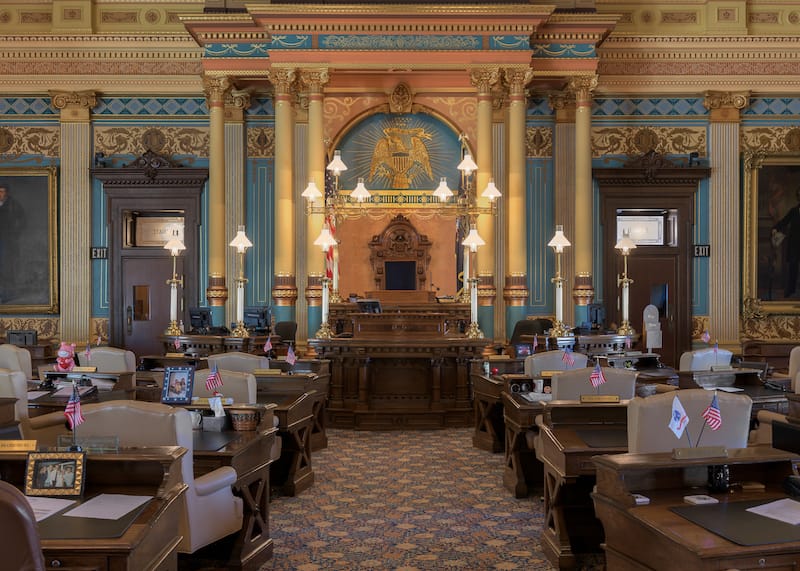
(702, 393, 723, 431)
(84, 341, 92, 361)
(589, 362, 607, 388)
(263, 336, 273, 354)
(713, 341, 719, 354)
(325, 214, 336, 281)
(64, 383, 85, 430)
(532, 334, 538, 353)
(96, 335, 102, 346)
(205, 363, 223, 393)
(701, 330, 711, 344)
(286, 344, 297, 366)
(625, 336, 632, 350)
(562, 348, 575, 367)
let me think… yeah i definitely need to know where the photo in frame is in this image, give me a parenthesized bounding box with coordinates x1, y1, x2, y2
(25, 451, 86, 497)
(0, 167, 59, 313)
(161, 366, 195, 405)
(743, 153, 800, 313)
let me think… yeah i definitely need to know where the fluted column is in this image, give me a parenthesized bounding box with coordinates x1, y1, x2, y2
(50, 90, 96, 344)
(704, 90, 749, 351)
(223, 89, 251, 326)
(471, 68, 499, 337)
(568, 75, 597, 326)
(203, 75, 231, 312)
(300, 69, 329, 337)
(503, 67, 533, 328)
(550, 92, 577, 325)
(270, 68, 298, 318)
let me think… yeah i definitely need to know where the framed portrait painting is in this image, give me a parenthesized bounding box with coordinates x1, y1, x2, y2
(743, 152, 800, 314)
(25, 451, 86, 497)
(0, 167, 58, 313)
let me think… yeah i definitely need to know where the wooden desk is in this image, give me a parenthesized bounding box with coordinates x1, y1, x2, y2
(501, 391, 547, 498)
(592, 447, 800, 570)
(328, 301, 470, 336)
(0, 446, 186, 571)
(679, 369, 789, 417)
(536, 401, 628, 569)
(470, 361, 526, 453)
(309, 337, 487, 430)
(270, 392, 315, 496)
(159, 335, 274, 357)
(189, 425, 278, 571)
(28, 388, 136, 418)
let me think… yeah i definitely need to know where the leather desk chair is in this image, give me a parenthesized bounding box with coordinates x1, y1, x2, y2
(678, 347, 733, 371)
(194, 369, 257, 404)
(207, 352, 269, 375)
(524, 349, 589, 378)
(750, 346, 800, 446)
(0, 369, 67, 443)
(0, 344, 33, 379)
(86, 346, 137, 373)
(627, 388, 753, 453)
(551, 367, 637, 400)
(0, 480, 45, 571)
(66, 400, 243, 554)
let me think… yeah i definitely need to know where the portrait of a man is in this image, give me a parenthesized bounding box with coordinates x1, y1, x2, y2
(0, 183, 26, 303)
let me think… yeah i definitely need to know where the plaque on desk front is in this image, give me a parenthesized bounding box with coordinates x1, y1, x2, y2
(0, 440, 37, 451)
(580, 394, 620, 403)
(73, 366, 97, 373)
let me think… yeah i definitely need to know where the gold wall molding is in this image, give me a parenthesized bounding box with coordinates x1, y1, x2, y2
(0, 126, 59, 158)
(0, 318, 60, 342)
(742, 126, 800, 153)
(95, 126, 209, 158)
(592, 126, 706, 158)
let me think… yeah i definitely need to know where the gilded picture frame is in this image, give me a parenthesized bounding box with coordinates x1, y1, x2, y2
(25, 451, 86, 497)
(0, 167, 59, 313)
(743, 152, 800, 314)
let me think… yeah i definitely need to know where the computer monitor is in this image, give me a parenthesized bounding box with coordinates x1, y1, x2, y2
(243, 305, 271, 334)
(188, 307, 212, 333)
(356, 299, 382, 314)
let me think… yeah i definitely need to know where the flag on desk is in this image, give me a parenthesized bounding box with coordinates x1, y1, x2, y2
(625, 336, 632, 350)
(286, 344, 297, 366)
(713, 341, 719, 355)
(205, 363, 223, 393)
(701, 330, 711, 344)
(702, 393, 722, 431)
(264, 336, 272, 354)
(532, 334, 538, 352)
(83, 341, 92, 362)
(589, 362, 607, 388)
(64, 383, 85, 430)
(96, 335, 102, 346)
(562, 348, 575, 367)
(668, 395, 689, 439)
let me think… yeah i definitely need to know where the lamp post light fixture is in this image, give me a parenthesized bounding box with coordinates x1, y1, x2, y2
(461, 223, 485, 338)
(548, 225, 572, 338)
(229, 225, 253, 338)
(313, 223, 337, 339)
(615, 229, 637, 336)
(163, 229, 185, 336)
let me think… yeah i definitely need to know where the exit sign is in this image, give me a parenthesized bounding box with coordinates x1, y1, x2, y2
(694, 245, 710, 257)
(90, 247, 108, 259)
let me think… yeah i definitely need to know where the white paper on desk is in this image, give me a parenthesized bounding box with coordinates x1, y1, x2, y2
(746, 498, 800, 525)
(704, 386, 744, 393)
(25, 496, 76, 522)
(63, 494, 152, 520)
(26, 390, 51, 401)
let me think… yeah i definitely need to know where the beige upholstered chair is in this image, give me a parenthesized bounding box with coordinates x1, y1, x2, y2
(770, 345, 800, 392)
(63, 400, 243, 554)
(678, 347, 733, 371)
(0, 369, 67, 443)
(0, 480, 45, 571)
(523, 350, 589, 378)
(193, 369, 257, 404)
(85, 346, 137, 373)
(551, 367, 637, 400)
(0, 344, 33, 379)
(206, 352, 269, 374)
(750, 347, 800, 445)
(627, 388, 753, 453)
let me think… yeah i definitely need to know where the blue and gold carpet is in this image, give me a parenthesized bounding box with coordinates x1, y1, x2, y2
(264, 428, 554, 570)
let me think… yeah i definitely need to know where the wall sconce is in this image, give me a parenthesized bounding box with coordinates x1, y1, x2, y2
(229, 225, 252, 338)
(462, 223, 485, 338)
(615, 229, 637, 336)
(548, 225, 571, 338)
(163, 229, 185, 336)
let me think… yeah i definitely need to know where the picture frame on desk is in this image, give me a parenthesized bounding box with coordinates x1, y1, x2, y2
(25, 451, 85, 497)
(0, 167, 58, 313)
(743, 152, 800, 315)
(161, 366, 194, 405)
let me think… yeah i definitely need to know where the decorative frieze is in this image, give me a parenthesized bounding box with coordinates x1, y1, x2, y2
(592, 126, 706, 157)
(0, 126, 59, 157)
(95, 126, 209, 158)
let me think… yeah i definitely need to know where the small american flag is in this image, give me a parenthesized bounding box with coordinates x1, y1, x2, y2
(532, 334, 538, 352)
(589, 362, 607, 388)
(84, 341, 92, 361)
(701, 330, 711, 344)
(562, 348, 575, 367)
(625, 336, 632, 350)
(713, 341, 719, 354)
(205, 363, 223, 393)
(96, 335, 102, 346)
(64, 383, 85, 430)
(702, 393, 722, 430)
(286, 344, 297, 366)
(173, 337, 181, 350)
(264, 337, 273, 353)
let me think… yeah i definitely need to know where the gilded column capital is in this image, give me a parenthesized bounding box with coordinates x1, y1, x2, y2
(202, 75, 231, 105)
(503, 67, 534, 98)
(566, 75, 598, 102)
(704, 90, 750, 122)
(470, 67, 501, 95)
(224, 89, 252, 122)
(269, 68, 298, 97)
(49, 90, 97, 121)
(298, 68, 330, 94)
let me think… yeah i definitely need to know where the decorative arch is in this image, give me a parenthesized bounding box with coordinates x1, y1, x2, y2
(369, 214, 431, 291)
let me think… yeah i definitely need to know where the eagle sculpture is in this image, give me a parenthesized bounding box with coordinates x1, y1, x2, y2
(369, 126, 433, 189)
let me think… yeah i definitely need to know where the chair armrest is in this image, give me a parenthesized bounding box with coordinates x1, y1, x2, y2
(28, 412, 68, 431)
(194, 466, 238, 496)
(756, 409, 787, 426)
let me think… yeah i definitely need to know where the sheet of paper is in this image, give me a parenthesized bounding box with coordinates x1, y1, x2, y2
(27, 390, 51, 400)
(704, 386, 744, 392)
(25, 496, 76, 521)
(746, 498, 800, 525)
(63, 494, 152, 520)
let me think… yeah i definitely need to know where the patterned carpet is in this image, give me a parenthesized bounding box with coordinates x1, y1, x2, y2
(263, 428, 555, 571)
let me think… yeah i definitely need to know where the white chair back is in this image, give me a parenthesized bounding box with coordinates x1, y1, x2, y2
(551, 367, 637, 400)
(678, 348, 732, 371)
(524, 350, 588, 377)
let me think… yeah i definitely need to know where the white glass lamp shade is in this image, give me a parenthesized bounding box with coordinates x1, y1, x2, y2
(350, 177, 371, 202)
(326, 150, 348, 176)
(547, 224, 571, 253)
(462, 224, 485, 252)
(457, 152, 478, 176)
(615, 229, 637, 255)
(301, 179, 323, 203)
(164, 235, 186, 257)
(229, 225, 253, 254)
(313, 223, 337, 251)
(481, 179, 501, 201)
(432, 177, 454, 201)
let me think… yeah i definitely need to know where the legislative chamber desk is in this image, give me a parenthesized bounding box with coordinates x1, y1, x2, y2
(501, 391, 547, 498)
(159, 334, 275, 357)
(678, 368, 789, 417)
(536, 401, 629, 569)
(0, 446, 186, 571)
(470, 359, 526, 452)
(309, 314, 487, 429)
(592, 447, 800, 570)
